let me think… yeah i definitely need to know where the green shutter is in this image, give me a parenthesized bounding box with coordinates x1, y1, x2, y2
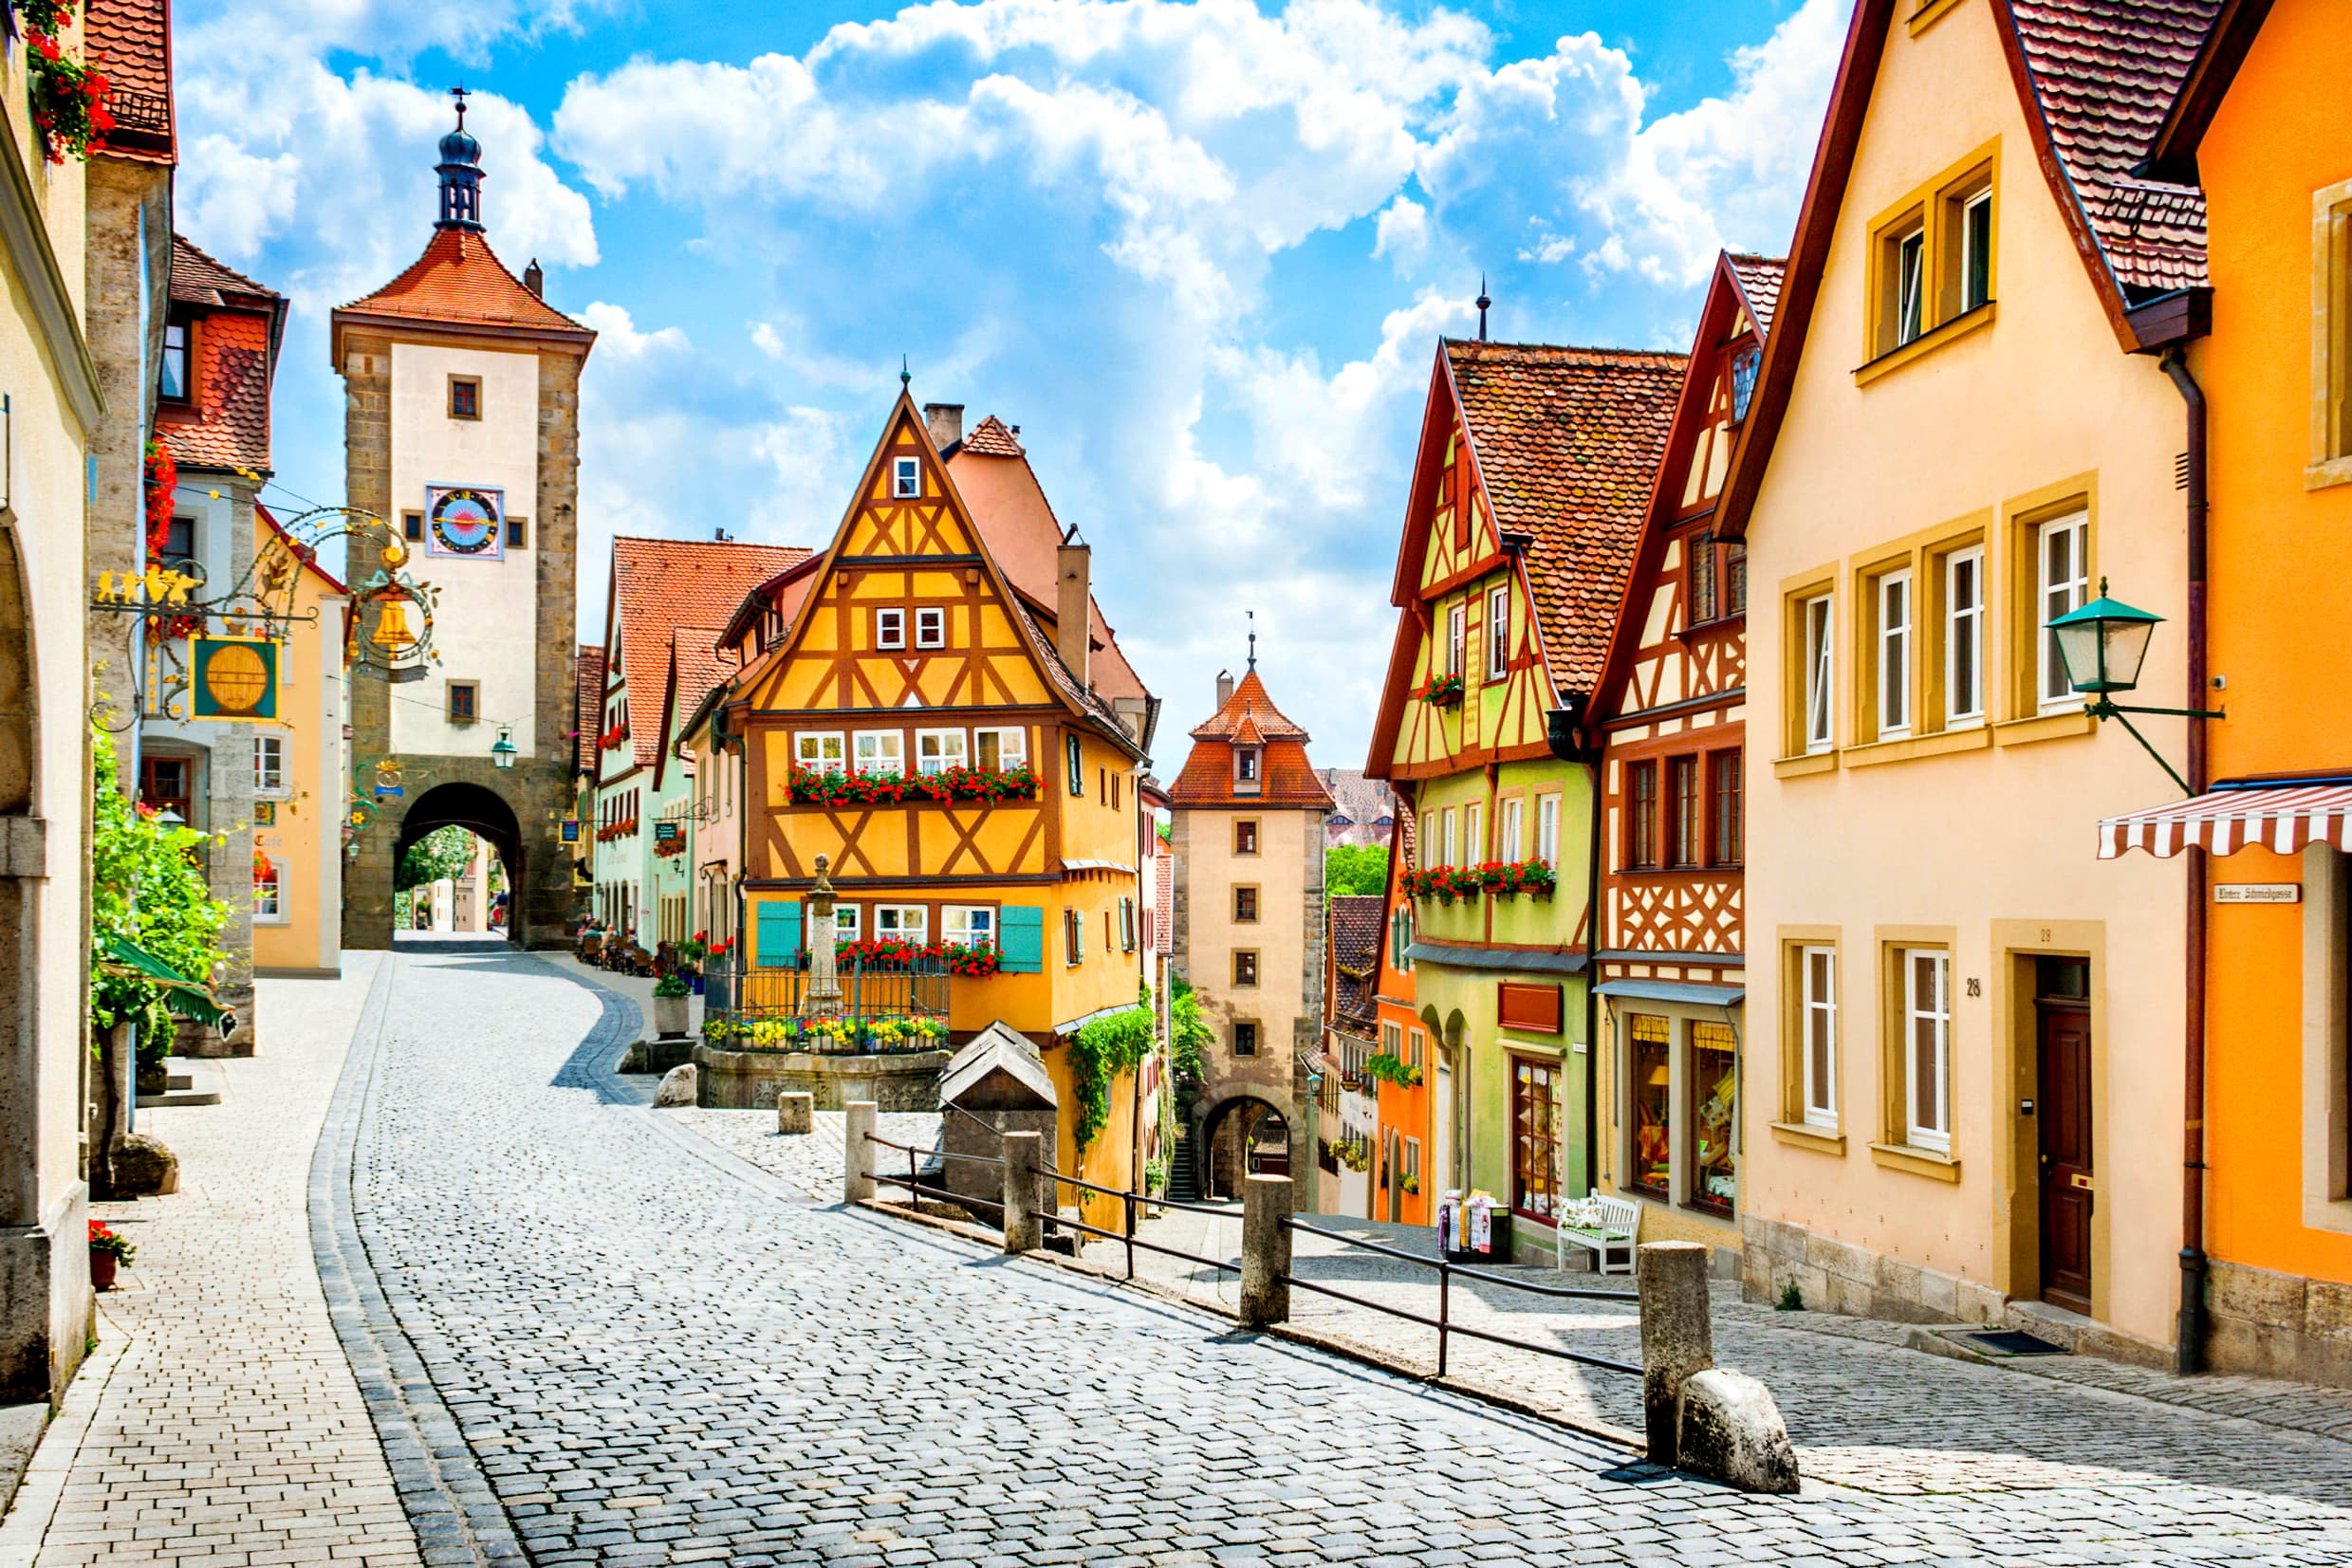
(999, 905, 1045, 972)
(755, 900, 802, 968)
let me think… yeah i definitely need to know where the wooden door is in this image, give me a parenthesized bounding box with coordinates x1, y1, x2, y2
(2036, 1002, 2094, 1314)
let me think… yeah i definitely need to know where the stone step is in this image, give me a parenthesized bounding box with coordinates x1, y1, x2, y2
(138, 1057, 225, 1109)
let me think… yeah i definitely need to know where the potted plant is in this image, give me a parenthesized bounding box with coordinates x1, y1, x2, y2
(651, 971, 692, 1041)
(88, 1220, 133, 1291)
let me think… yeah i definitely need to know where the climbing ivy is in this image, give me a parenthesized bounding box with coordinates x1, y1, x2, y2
(1069, 979, 1155, 1153)
(1169, 974, 1211, 1089)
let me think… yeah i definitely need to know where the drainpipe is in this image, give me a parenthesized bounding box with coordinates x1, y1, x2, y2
(2160, 345, 2209, 1375)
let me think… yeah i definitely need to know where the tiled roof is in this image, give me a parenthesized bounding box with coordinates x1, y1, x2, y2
(1009, 596, 1145, 755)
(1726, 254, 1787, 338)
(170, 233, 274, 307)
(1328, 894, 1384, 1029)
(1444, 341, 1684, 694)
(1394, 798, 1417, 868)
(610, 539, 809, 770)
(1317, 768, 1397, 828)
(85, 0, 173, 163)
(1170, 671, 1331, 808)
(337, 229, 593, 341)
(2006, 0, 2221, 296)
(1189, 672, 1309, 741)
(668, 628, 737, 741)
(960, 415, 1025, 457)
(575, 645, 604, 774)
(158, 281, 276, 474)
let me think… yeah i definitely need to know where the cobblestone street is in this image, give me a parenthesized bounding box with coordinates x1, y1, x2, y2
(15, 944, 2352, 1568)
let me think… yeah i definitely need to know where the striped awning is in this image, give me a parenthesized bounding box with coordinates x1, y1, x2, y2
(2097, 785, 2352, 859)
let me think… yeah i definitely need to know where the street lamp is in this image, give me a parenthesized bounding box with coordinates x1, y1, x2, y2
(491, 727, 518, 770)
(2047, 578, 2222, 793)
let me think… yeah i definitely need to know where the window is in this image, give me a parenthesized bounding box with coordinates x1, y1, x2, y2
(833, 905, 863, 945)
(252, 735, 285, 796)
(942, 906, 994, 946)
(892, 456, 920, 498)
(253, 861, 282, 920)
(875, 905, 928, 942)
(1120, 896, 1136, 951)
(1407, 1027, 1427, 1073)
(1945, 545, 1985, 728)
(1801, 946, 1839, 1129)
(158, 316, 190, 402)
(1234, 819, 1258, 856)
(403, 511, 425, 544)
(1487, 584, 1509, 679)
(1691, 531, 1717, 625)
(1438, 808, 1456, 868)
(1628, 1015, 1671, 1199)
(1234, 747, 1262, 791)
(506, 514, 528, 549)
(448, 682, 478, 724)
(1232, 1022, 1260, 1058)
(915, 607, 945, 648)
(2035, 511, 2090, 710)
(1390, 903, 1414, 970)
(1403, 1136, 1422, 1190)
(159, 515, 195, 568)
(1877, 568, 1913, 738)
(1510, 1056, 1561, 1221)
(1960, 189, 1993, 314)
(1711, 751, 1743, 867)
(446, 375, 482, 420)
(2317, 177, 2352, 469)
(1465, 803, 1483, 863)
(1065, 907, 1083, 965)
(1233, 950, 1259, 987)
(1498, 798, 1523, 862)
(1627, 761, 1658, 868)
(975, 727, 1026, 772)
(1689, 1022, 1737, 1215)
(1730, 344, 1761, 423)
(1232, 886, 1259, 923)
(1903, 949, 1951, 1153)
(1891, 223, 1926, 348)
(917, 729, 967, 775)
(854, 731, 903, 775)
(1447, 603, 1467, 678)
(1536, 794, 1560, 868)
(795, 731, 846, 775)
(876, 607, 906, 650)
(1669, 757, 1700, 868)
(1803, 592, 1835, 753)
(1381, 1021, 1402, 1059)
(1727, 542, 1748, 617)
(1066, 735, 1083, 796)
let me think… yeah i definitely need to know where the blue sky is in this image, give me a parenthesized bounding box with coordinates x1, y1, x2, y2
(175, 0, 1846, 769)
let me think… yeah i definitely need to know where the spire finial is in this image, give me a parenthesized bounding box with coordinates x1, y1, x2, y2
(1247, 609, 1257, 673)
(1476, 273, 1491, 342)
(450, 83, 471, 129)
(899, 354, 911, 388)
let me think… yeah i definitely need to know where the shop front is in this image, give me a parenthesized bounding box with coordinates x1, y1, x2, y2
(1595, 979, 1742, 1268)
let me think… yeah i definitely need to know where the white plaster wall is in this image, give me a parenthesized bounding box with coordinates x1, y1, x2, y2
(388, 341, 539, 755)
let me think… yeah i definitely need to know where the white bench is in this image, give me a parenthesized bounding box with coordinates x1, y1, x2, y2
(1556, 1190, 1640, 1275)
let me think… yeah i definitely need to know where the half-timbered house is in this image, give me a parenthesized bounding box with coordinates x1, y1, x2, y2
(1587, 252, 1783, 1268)
(1366, 339, 1681, 1261)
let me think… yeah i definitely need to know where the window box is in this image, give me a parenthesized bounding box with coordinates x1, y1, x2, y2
(1422, 673, 1464, 707)
(787, 763, 1041, 805)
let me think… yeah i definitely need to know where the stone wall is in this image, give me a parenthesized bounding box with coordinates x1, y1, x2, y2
(2203, 1259, 2352, 1388)
(1740, 1214, 2006, 1325)
(694, 1046, 948, 1113)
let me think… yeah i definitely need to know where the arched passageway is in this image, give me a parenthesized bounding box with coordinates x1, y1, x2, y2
(396, 783, 525, 944)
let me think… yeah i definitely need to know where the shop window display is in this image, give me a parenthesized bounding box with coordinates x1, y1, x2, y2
(1629, 1014, 1671, 1199)
(1689, 1022, 1737, 1214)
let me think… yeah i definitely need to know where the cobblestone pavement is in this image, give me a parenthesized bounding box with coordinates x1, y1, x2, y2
(318, 946, 2352, 1565)
(663, 1108, 942, 1203)
(1083, 1207, 2352, 1501)
(14, 955, 423, 1568)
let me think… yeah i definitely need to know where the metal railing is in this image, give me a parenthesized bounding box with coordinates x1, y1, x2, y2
(865, 1130, 1006, 1216)
(709, 952, 950, 1024)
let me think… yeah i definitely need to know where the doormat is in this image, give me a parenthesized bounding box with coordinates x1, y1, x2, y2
(1967, 1329, 2067, 1356)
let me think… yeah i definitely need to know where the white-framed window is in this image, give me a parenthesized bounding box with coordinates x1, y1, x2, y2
(1804, 593, 1836, 753)
(974, 727, 1027, 772)
(892, 456, 920, 499)
(1536, 794, 1560, 868)
(1408, 1027, 1427, 1072)
(876, 607, 906, 650)
(875, 905, 929, 942)
(253, 735, 285, 796)
(1440, 808, 1456, 867)
(795, 731, 847, 775)
(1487, 584, 1509, 679)
(1903, 948, 1951, 1153)
(2036, 511, 2090, 710)
(832, 905, 861, 944)
(942, 906, 994, 945)
(1447, 603, 1467, 678)
(1381, 1021, 1402, 1058)
(1802, 945, 1838, 1130)
(1403, 1135, 1421, 1186)
(1465, 802, 1484, 863)
(253, 862, 283, 921)
(1499, 798, 1523, 861)
(915, 606, 945, 648)
(1876, 568, 1912, 739)
(917, 729, 968, 775)
(854, 731, 904, 775)
(1894, 224, 1926, 346)
(1961, 189, 1993, 314)
(1945, 545, 1985, 728)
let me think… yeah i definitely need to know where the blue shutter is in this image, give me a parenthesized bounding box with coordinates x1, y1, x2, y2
(999, 905, 1045, 973)
(755, 900, 802, 968)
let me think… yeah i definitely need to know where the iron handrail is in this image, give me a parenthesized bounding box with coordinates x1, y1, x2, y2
(862, 1131, 1006, 1170)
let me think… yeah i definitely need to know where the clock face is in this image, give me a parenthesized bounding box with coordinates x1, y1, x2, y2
(426, 486, 505, 559)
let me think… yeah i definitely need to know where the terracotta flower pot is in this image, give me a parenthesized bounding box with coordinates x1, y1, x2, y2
(90, 1249, 117, 1291)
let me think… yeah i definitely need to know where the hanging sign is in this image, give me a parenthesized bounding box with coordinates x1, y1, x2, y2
(654, 821, 681, 846)
(559, 820, 583, 844)
(424, 485, 506, 561)
(188, 636, 279, 721)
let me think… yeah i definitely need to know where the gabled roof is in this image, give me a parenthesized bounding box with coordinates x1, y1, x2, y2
(654, 629, 738, 790)
(1170, 670, 1331, 808)
(1191, 672, 1307, 741)
(159, 236, 286, 475)
(960, 415, 1025, 457)
(940, 1022, 1059, 1108)
(1444, 341, 1685, 694)
(575, 644, 604, 775)
(1317, 768, 1398, 828)
(332, 229, 595, 362)
(1726, 253, 1786, 338)
(85, 0, 174, 164)
(170, 234, 275, 309)
(607, 539, 809, 771)
(1328, 894, 1384, 1033)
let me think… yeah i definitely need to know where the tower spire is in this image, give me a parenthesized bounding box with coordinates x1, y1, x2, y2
(1476, 274, 1491, 342)
(435, 85, 485, 233)
(1247, 609, 1257, 673)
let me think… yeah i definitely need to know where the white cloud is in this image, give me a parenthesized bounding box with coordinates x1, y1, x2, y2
(1372, 194, 1429, 265)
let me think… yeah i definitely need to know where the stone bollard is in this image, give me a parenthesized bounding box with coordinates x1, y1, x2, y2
(1239, 1173, 1294, 1328)
(776, 1091, 813, 1135)
(1638, 1240, 1714, 1467)
(843, 1100, 877, 1203)
(1000, 1132, 1043, 1254)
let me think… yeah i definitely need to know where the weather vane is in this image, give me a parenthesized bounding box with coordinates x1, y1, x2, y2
(450, 83, 470, 128)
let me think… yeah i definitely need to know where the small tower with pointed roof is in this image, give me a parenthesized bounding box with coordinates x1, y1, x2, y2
(333, 97, 599, 950)
(1168, 654, 1333, 1202)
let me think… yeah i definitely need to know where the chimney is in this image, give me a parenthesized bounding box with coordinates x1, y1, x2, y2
(1215, 670, 1235, 709)
(524, 258, 545, 298)
(924, 402, 964, 451)
(1056, 540, 1092, 689)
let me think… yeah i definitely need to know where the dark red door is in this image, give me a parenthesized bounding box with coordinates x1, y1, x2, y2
(2037, 1003, 2094, 1314)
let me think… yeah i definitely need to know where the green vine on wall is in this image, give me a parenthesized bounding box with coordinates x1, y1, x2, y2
(1169, 974, 1211, 1088)
(1069, 980, 1154, 1153)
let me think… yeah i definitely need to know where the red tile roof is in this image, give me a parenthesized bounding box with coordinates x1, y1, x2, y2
(959, 415, 1025, 457)
(608, 538, 809, 771)
(1189, 672, 1308, 740)
(159, 236, 284, 474)
(1445, 341, 1684, 694)
(575, 644, 604, 775)
(84, 0, 173, 164)
(1726, 253, 1787, 338)
(1170, 670, 1332, 808)
(1328, 893, 1384, 1032)
(170, 233, 274, 306)
(335, 229, 594, 350)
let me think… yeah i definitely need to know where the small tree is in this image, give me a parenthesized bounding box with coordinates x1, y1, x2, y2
(90, 724, 229, 1050)
(397, 824, 473, 892)
(1324, 843, 1390, 896)
(1169, 974, 1211, 1089)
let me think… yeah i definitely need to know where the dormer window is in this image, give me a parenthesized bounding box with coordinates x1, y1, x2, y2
(1729, 344, 1761, 423)
(1234, 747, 1262, 794)
(892, 456, 920, 499)
(158, 314, 192, 404)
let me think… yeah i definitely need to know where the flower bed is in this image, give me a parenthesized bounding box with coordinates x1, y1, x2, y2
(700, 1014, 948, 1054)
(787, 763, 1040, 807)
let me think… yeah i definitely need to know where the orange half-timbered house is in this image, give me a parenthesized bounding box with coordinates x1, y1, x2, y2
(1588, 252, 1784, 1264)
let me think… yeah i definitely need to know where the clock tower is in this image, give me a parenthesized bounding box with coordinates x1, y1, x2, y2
(333, 94, 597, 948)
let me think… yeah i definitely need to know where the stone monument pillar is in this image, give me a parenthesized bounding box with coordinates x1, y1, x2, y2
(803, 855, 842, 1015)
